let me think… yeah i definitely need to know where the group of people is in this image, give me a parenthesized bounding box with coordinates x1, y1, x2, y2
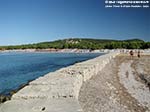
(129, 50, 141, 58)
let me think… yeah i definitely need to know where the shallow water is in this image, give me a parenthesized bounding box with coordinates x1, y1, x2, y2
(0, 52, 102, 95)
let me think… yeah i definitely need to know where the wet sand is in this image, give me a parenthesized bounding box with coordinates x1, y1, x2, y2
(79, 54, 150, 112)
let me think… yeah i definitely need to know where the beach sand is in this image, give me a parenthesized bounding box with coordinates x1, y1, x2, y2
(79, 54, 150, 112)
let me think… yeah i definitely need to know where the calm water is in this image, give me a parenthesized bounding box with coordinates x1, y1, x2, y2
(0, 52, 102, 95)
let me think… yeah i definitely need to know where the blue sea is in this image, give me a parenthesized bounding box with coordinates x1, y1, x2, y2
(0, 52, 102, 95)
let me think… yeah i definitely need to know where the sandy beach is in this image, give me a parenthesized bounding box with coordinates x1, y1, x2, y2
(79, 54, 150, 112)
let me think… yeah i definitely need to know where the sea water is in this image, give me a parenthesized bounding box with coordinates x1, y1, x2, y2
(0, 52, 103, 95)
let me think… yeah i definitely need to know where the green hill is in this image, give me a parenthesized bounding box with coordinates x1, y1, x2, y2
(0, 38, 149, 50)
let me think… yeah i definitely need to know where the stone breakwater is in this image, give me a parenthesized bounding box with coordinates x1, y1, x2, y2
(0, 52, 119, 112)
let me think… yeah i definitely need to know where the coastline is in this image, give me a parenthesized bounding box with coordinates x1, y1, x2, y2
(0, 48, 150, 53)
(0, 52, 119, 112)
(0, 80, 32, 104)
(0, 52, 101, 104)
(0, 51, 150, 112)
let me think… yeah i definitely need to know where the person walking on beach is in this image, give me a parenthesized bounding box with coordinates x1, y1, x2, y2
(129, 50, 134, 59)
(137, 51, 141, 58)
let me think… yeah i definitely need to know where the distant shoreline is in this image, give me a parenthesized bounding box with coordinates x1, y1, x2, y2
(0, 49, 105, 53)
(0, 48, 150, 54)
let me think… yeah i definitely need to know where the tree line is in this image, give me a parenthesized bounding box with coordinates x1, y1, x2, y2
(0, 38, 150, 50)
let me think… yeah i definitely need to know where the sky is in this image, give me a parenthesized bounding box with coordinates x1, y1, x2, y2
(0, 0, 149, 45)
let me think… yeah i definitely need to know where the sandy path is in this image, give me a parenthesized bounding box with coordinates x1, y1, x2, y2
(79, 55, 150, 112)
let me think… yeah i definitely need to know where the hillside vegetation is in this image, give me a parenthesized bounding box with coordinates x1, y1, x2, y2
(0, 38, 150, 50)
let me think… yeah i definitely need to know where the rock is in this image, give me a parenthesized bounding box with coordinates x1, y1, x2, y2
(0, 95, 11, 103)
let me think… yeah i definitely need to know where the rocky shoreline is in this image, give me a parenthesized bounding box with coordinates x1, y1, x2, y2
(0, 95, 11, 104)
(0, 58, 88, 104)
(0, 52, 119, 112)
(0, 80, 31, 104)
